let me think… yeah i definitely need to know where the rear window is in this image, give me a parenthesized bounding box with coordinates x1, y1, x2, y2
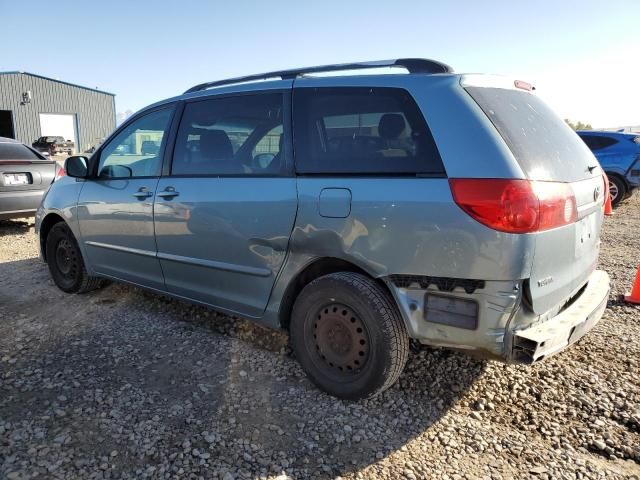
(293, 87, 444, 175)
(579, 134, 618, 151)
(0, 143, 43, 161)
(466, 87, 595, 182)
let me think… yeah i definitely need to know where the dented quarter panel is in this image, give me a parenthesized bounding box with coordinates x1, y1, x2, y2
(290, 178, 535, 279)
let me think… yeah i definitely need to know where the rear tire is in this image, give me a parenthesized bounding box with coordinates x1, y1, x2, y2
(46, 222, 104, 293)
(608, 174, 626, 207)
(289, 272, 409, 400)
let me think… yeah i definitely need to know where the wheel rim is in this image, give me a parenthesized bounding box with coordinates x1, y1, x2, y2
(609, 180, 619, 202)
(313, 303, 370, 375)
(55, 239, 78, 280)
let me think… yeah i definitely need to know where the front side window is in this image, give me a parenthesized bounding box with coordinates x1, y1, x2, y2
(293, 87, 444, 175)
(98, 107, 173, 178)
(171, 93, 285, 176)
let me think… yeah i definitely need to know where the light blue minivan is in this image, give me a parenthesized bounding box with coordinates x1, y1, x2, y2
(36, 59, 610, 399)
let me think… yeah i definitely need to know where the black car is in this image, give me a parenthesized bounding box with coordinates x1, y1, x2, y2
(140, 140, 160, 155)
(32, 136, 75, 156)
(0, 137, 60, 220)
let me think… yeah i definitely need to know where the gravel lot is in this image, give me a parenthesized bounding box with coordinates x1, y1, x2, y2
(1, 196, 639, 480)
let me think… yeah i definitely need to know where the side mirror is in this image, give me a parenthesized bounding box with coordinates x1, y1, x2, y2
(65, 155, 89, 178)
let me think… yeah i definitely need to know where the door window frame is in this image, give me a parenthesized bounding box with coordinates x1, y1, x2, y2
(89, 103, 179, 180)
(165, 90, 294, 178)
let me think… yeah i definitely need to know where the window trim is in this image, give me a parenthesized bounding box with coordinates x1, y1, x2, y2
(291, 86, 447, 178)
(165, 90, 294, 178)
(89, 103, 178, 180)
(579, 134, 619, 151)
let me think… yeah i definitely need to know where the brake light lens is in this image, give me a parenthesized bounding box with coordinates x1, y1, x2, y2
(449, 179, 577, 233)
(514, 80, 534, 91)
(54, 164, 66, 181)
(602, 172, 609, 205)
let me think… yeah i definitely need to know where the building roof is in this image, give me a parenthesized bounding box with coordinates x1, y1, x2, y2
(0, 71, 115, 96)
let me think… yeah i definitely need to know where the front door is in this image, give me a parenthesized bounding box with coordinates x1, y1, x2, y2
(77, 106, 175, 290)
(153, 92, 298, 318)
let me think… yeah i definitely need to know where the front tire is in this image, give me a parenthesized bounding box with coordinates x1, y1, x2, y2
(608, 175, 626, 207)
(290, 272, 409, 400)
(46, 222, 104, 293)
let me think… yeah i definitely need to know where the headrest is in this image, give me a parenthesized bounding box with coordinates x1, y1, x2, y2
(378, 113, 406, 140)
(199, 129, 233, 161)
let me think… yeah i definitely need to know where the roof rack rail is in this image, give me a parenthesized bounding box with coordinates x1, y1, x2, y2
(184, 58, 453, 94)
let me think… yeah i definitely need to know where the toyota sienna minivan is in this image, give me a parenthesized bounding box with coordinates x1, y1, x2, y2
(36, 59, 610, 399)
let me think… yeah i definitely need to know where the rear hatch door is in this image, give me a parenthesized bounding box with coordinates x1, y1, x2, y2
(0, 142, 57, 193)
(465, 82, 605, 313)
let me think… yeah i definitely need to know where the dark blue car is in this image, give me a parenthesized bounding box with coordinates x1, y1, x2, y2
(577, 130, 640, 206)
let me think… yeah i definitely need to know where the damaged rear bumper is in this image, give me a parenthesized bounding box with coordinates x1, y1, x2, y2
(509, 270, 610, 363)
(386, 270, 610, 363)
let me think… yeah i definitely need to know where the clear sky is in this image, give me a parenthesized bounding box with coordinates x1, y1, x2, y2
(1, 0, 638, 127)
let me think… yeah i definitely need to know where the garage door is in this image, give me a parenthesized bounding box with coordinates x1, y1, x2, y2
(39, 114, 77, 151)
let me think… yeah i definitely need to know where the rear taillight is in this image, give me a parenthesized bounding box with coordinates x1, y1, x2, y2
(514, 80, 534, 91)
(449, 179, 577, 234)
(54, 164, 66, 181)
(602, 172, 610, 205)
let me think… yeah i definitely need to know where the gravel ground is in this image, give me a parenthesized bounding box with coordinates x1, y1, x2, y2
(1, 196, 639, 480)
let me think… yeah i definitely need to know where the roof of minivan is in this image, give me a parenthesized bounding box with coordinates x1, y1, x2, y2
(140, 72, 464, 117)
(184, 58, 453, 94)
(130, 58, 461, 116)
(135, 67, 533, 122)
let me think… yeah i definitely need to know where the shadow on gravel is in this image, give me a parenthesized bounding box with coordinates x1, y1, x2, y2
(0, 219, 33, 237)
(0, 262, 487, 479)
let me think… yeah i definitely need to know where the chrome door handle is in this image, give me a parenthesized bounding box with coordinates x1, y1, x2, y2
(132, 188, 153, 199)
(157, 187, 179, 199)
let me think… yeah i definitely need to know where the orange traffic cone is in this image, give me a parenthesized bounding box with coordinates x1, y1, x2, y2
(603, 173, 614, 216)
(625, 265, 640, 305)
(604, 192, 614, 216)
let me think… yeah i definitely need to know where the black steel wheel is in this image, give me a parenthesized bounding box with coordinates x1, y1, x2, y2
(313, 303, 370, 375)
(45, 222, 104, 293)
(290, 272, 409, 400)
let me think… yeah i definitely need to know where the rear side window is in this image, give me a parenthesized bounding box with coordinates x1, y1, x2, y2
(579, 134, 619, 151)
(172, 93, 286, 176)
(0, 143, 43, 161)
(466, 87, 596, 182)
(293, 87, 444, 175)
